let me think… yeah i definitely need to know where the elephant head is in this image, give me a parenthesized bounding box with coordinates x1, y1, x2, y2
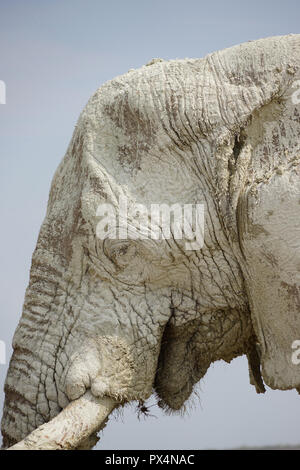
(2, 34, 300, 449)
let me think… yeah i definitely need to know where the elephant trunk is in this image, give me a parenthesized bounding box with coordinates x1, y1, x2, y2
(1, 244, 167, 448)
(1, 251, 71, 447)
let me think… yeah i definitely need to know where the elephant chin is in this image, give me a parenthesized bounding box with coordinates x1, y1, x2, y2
(154, 307, 254, 411)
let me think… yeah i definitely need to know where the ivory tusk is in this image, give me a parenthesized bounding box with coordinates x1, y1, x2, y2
(7, 392, 117, 450)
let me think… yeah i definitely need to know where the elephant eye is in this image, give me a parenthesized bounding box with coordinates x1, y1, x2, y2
(103, 240, 137, 268)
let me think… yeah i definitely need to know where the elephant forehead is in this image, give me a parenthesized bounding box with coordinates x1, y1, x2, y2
(98, 58, 204, 127)
(86, 59, 209, 147)
(86, 34, 300, 152)
(82, 64, 206, 204)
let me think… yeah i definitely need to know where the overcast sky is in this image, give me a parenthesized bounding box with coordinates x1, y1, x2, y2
(0, 0, 300, 449)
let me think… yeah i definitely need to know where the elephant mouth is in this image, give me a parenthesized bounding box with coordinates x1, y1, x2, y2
(153, 306, 257, 411)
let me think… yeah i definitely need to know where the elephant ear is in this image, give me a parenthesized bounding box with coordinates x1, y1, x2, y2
(202, 35, 300, 391)
(239, 165, 300, 392)
(246, 342, 266, 394)
(206, 35, 300, 209)
(233, 62, 300, 391)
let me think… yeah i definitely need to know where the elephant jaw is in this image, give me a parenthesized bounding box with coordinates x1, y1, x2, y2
(154, 306, 255, 411)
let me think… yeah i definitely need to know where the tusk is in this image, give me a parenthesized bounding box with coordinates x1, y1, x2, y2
(7, 392, 117, 450)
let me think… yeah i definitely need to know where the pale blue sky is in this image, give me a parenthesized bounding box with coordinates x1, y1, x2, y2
(0, 0, 300, 449)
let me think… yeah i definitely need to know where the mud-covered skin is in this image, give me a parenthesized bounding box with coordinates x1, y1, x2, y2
(2, 34, 300, 448)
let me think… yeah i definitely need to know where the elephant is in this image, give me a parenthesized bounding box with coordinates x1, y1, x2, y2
(1, 34, 300, 450)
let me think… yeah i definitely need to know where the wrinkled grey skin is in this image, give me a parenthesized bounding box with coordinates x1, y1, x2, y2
(2, 34, 300, 448)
